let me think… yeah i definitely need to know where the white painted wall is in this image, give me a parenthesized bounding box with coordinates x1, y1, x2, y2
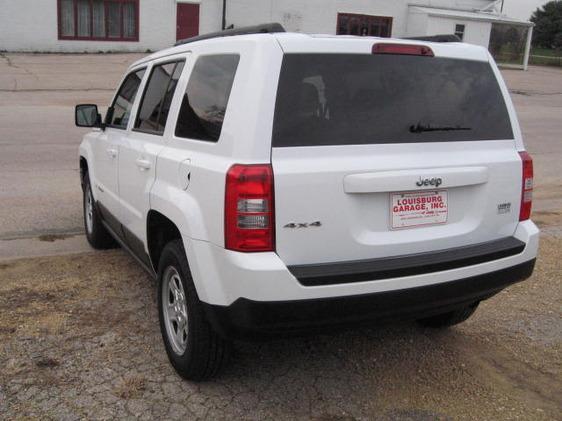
(219, 0, 412, 37)
(198, 0, 222, 34)
(429, 0, 496, 10)
(406, 11, 429, 38)
(0, 0, 176, 52)
(0, 0, 500, 52)
(426, 16, 492, 46)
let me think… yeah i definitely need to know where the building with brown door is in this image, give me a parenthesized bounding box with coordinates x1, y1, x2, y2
(0, 0, 533, 68)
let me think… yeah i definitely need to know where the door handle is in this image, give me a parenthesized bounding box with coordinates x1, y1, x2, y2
(135, 158, 151, 171)
(106, 147, 118, 158)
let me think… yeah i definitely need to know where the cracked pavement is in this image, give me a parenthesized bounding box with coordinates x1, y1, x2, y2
(0, 235, 561, 419)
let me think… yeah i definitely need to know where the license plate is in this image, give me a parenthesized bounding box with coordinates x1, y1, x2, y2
(390, 190, 448, 229)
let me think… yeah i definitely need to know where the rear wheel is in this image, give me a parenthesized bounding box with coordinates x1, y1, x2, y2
(157, 239, 230, 381)
(83, 173, 116, 249)
(417, 302, 479, 328)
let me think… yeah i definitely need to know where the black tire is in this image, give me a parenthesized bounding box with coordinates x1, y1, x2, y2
(417, 302, 479, 328)
(157, 239, 230, 381)
(82, 173, 116, 249)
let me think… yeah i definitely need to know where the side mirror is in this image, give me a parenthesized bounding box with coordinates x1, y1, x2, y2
(75, 104, 101, 128)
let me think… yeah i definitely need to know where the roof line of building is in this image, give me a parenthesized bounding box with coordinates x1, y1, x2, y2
(408, 5, 533, 26)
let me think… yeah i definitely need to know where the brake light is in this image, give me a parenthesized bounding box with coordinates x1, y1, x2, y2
(519, 151, 533, 221)
(372, 43, 434, 57)
(225, 164, 275, 252)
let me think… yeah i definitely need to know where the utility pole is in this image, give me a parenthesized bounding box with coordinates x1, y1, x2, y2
(222, 0, 227, 30)
(501, 0, 505, 13)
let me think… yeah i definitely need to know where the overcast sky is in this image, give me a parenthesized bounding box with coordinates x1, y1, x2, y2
(501, 0, 551, 20)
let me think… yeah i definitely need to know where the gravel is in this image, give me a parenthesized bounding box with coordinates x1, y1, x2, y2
(0, 235, 560, 420)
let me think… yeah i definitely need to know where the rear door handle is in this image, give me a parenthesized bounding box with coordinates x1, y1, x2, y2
(135, 158, 151, 171)
(106, 147, 118, 158)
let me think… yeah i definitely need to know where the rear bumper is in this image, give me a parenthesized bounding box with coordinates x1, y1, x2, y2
(288, 236, 526, 286)
(202, 259, 536, 340)
(185, 220, 539, 306)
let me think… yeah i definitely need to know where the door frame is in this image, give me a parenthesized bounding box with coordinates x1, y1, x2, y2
(176, 2, 200, 41)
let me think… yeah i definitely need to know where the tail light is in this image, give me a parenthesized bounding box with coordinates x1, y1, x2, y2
(372, 43, 434, 57)
(519, 151, 533, 221)
(225, 164, 275, 252)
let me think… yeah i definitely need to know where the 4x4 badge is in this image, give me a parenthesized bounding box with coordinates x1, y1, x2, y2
(284, 221, 322, 228)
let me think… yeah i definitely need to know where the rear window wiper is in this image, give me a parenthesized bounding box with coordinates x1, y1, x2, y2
(410, 122, 472, 133)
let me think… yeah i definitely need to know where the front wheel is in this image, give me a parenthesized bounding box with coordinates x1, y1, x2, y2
(157, 239, 230, 381)
(417, 302, 479, 328)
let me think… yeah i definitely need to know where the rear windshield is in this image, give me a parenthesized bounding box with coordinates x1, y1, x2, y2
(272, 54, 514, 147)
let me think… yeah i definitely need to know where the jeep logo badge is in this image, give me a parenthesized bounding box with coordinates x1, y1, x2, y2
(416, 177, 442, 188)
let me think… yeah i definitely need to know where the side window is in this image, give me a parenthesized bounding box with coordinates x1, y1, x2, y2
(134, 60, 185, 135)
(455, 24, 466, 41)
(108, 68, 146, 129)
(175, 54, 240, 142)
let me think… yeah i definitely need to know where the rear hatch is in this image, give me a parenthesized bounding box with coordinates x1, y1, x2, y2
(271, 43, 522, 266)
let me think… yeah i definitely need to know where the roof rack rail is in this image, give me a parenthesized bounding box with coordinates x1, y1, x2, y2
(403, 34, 462, 43)
(175, 23, 286, 46)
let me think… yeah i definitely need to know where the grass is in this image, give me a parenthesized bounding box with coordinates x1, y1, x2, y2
(113, 375, 147, 399)
(531, 47, 561, 57)
(492, 44, 525, 66)
(530, 47, 562, 67)
(493, 45, 562, 67)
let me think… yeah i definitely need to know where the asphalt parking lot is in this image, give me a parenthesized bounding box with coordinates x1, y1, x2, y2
(0, 54, 561, 419)
(0, 53, 143, 259)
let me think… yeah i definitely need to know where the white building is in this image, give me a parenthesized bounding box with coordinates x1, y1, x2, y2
(0, 0, 533, 68)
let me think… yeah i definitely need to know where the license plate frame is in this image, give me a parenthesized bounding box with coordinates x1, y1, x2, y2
(390, 190, 448, 230)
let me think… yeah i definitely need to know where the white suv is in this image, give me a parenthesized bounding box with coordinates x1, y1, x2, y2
(76, 24, 539, 381)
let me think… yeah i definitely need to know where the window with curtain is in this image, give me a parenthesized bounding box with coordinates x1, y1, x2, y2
(336, 13, 393, 38)
(58, 0, 139, 41)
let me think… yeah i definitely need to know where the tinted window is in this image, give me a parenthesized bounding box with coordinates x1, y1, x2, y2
(108, 68, 145, 129)
(175, 55, 240, 142)
(455, 24, 466, 41)
(273, 54, 513, 147)
(135, 61, 185, 135)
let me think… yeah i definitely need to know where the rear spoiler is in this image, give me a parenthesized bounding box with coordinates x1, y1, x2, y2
(403, 34, 462, 43)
